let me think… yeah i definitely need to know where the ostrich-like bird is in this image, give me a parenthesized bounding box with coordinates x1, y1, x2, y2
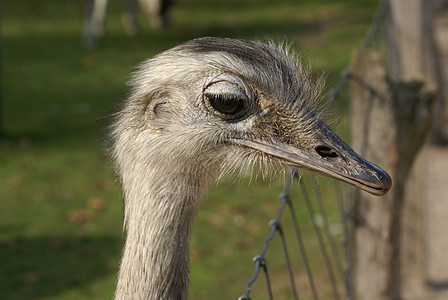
(111, 37, 391, 299)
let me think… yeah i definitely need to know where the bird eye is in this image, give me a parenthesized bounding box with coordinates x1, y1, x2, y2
(206, 93, 245, 116)
(203, 76, 251, 120)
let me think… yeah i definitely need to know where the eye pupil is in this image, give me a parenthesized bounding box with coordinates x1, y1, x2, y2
(207, 94, 245, 115)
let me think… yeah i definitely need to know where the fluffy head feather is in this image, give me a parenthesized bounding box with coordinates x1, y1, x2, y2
(112, 37, 326, 183)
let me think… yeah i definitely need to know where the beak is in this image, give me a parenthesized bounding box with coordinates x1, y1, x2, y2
(233, 120, 392, 196)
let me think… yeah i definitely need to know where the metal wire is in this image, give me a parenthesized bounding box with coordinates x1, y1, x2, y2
(327, 0, 390, 105)
(238, 170, 296, 300)
(299, 180, 341, 300)
(312, 176, 345, 282)
(334, 181, 355, 300)
(286, 176, 320, 300)
(273, 220, 299, 300)
(361, 0, 390, 50)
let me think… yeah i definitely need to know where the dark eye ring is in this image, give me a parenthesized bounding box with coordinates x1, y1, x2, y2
(206, 93, 246, 116)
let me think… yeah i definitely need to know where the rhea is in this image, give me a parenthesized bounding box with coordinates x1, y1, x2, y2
(111, 37, 391, 299)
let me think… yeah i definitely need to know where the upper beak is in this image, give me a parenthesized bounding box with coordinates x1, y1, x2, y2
(233, 120, 392, 196)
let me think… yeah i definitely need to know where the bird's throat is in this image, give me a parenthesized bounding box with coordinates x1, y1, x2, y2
(114, 169, 205, 300)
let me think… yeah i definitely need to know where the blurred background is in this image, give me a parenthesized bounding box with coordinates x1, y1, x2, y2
(2, 0, 447, 299)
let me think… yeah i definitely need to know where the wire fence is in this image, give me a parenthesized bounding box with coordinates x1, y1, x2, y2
(238, 1, 390, 299)
(238, 171, 352, 300)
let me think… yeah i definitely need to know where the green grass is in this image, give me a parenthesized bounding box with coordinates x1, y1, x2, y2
(1, 0, 376, 299)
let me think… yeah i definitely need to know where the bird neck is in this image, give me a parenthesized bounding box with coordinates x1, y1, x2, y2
(114, 148, 217, 300)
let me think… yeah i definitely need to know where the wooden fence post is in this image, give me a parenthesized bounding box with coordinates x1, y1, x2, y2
(433, 0, 448, 143)
(350, 0, 439, 299)
(350, 49, 396, 300)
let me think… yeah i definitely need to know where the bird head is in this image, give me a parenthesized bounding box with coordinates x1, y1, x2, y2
(116, 37, 391, 196)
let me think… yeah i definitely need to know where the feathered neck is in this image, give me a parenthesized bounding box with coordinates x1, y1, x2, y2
(113, 128, 221, 299)
(115, 176, 195, 299)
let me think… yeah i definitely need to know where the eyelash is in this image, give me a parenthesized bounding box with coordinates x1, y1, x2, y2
(205, 93, 247, 119)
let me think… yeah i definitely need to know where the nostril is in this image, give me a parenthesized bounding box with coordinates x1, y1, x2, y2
(315, 145, 339, 159)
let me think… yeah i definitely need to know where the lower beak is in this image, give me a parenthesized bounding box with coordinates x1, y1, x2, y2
(233, 137, 392, 196)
